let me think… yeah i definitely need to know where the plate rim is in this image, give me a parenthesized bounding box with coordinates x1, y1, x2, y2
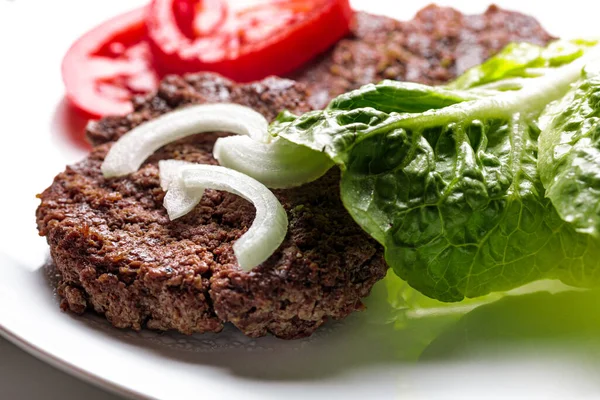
(0, 324, 146, 400)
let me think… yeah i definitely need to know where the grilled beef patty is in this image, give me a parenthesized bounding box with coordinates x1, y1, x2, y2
(292, 5, 554, 108)
(40, 75, 386, 339)
(37, 6, 554, 339)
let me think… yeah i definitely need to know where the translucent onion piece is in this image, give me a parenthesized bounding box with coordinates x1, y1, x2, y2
(180, 164, 288, 271)
(102, 103, 269, 178)
(213, 135, 334, 188)
(158, 160, 204, 220)
(159, 159, 194, 191)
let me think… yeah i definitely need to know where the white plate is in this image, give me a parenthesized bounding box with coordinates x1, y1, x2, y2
(2, 1, 600, 399)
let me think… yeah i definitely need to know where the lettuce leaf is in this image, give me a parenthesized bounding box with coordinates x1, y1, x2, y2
(272, 40, 600, 302)
(328, 80, 482, 113)
(449, 39, 596, 91)
(539, 66, 600, 236)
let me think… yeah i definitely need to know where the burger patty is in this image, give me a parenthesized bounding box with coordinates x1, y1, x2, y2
(40, 76, 387, 339)
(37, 6, 554, 339)
(291, 5, 554, 108)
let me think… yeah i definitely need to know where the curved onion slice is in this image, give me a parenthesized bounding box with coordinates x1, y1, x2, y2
(102, 103, 269, 178)
(213, 135, 334, 188)
(158, 160, 204, 220)
(160, 161, 288, 271)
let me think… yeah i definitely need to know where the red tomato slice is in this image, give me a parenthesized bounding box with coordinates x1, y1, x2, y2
(62, 8, 160, 117)
(146, 0, 353, 82)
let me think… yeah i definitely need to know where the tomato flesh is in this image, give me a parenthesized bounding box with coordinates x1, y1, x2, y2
(146, 0, 353, 82)
(62, 8, 160, 117)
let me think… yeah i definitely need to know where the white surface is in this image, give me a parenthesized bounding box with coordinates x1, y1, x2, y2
(2, 1, 600, 399)
(0, 335, 119, 400)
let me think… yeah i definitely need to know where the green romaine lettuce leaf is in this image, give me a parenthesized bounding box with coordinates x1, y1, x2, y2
(449, 39, 596, 91)
(272, 40, 600, 302)
(539, 66, 600, 236)
(327, 80, 482, 113)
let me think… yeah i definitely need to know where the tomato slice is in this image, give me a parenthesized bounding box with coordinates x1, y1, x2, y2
(146, 0, 353, 82)
(62, 8, 160, 117)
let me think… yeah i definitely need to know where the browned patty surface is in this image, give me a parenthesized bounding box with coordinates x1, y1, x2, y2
(38, 6, 554, 339)
(40, 76, 387, 338)
(292, 5, 553, 108)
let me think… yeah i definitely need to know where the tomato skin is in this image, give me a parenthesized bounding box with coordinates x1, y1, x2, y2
(62, 8, 160, 117)
(146, 0, 354, 82)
